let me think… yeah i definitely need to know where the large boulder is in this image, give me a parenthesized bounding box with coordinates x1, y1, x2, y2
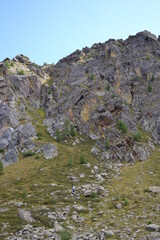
(38, 143, 57, 159)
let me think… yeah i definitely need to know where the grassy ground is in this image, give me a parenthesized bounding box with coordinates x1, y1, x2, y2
(0, 108, 160, 239)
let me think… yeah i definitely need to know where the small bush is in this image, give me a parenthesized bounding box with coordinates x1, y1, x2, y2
(117, 120, 128, 134)
(133, 131, 142, 142)
(22, 151, 35, 158)
(151, 75, 155, 81)
(70, 124, 75, 137)
(5, 60, 10, 68)
(146, 56, 150, 60)
(90, 192, 97, 198)
(35, 155, 40, 160)
(62, 120, 70, 139)
(148, 83, 152, 92)
(0, 149, 4, 154)
(43, 62, 47, 66)
(55, 129, 61, 142)
(37, 132, 42, 139)
(0, 161, 3, 175)
(122, 198, 129, 206)
(14, 83, 19, 91)
(106, 84, 110, 91)
(105, 139, 110, 150)
(80, 154, 86, 164)
(90, 73, 95, 80)
(18, 69, 25, 75)
(58, 229, 72, 240)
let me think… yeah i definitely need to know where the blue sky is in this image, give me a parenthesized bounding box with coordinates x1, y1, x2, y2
(1, 0, 160, 65)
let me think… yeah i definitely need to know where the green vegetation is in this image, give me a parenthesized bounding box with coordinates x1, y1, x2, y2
(70, 124, 76, 137)
(105, 139, 110, 150)
(133, 131, 142, 142)
(43, 62, 48, 66)
(55, 129, 61, 142)
(151, 75, 155, 81)
(90, 192, 97, 198)
(0, 161, 3, 175)
(90, 73, 95, 80)
(62, 120, 70, 139)
(22, 151, 35, 158)
(0, 149, 4, 153)
(58, 228, 72, 240)
(13, 83, 19, 91)
(37, 132, 43, 140)
(106, 84, 110, 91)
(0, 106, 159, 239)
(67, 157, 73, 166)
(148, 83, 152, 92)
(80, 154, 86, 164)
(5, 60, 10, 69)
(117, 120, 128, 134)
(146, 56, 150, 60)
(18, 69, 25, 75)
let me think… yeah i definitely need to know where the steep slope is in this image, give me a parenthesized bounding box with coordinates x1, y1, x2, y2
(0, 31, 160, 239)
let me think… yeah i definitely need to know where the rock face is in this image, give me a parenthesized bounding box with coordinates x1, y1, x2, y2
(1, 31, 160, 165)
(37, 143, 57, 159)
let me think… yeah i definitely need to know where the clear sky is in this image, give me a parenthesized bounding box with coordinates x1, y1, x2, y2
(1, 0, 160, 65)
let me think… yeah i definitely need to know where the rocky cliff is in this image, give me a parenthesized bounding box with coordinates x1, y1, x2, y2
(0, 31, 160, 240)
(1, 30, 160, 165)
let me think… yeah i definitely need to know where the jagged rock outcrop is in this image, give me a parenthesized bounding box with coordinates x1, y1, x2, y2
(1, 31, 160, 165)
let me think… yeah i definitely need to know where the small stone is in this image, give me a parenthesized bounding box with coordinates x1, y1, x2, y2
(116, 203, 122, 209)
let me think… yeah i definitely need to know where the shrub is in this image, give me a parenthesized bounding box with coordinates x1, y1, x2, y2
(90, 73, 95, 80)
(106, 84, 110, 91)
(5, 60, 10, 68)
(80, 154, 86, 164)
(146, 56, 150, 60)
(37, 132, 42, 140)
(18, 69, 25, 75)
(151, 75, 155, 81)
(62, 120, 70, 139)
(14, 83, 19, 91)
(122, 198, 129, 206)
(117, 120, 128, 134)
(58, 229, 72, 240)
(148, 83, 152, 92)
(22, 151, 35, 158)
(90, 192, 97, 198)
(43, 62, 47, 66)
(133, 131, 142, 142)
(55, 129, 61, 142)
(70, 124, 75, 137)
(105, 139, 110, 150)
(0, 149, 4, 153)
(35, 155, 40, 160)
(0, 161, 3, 175)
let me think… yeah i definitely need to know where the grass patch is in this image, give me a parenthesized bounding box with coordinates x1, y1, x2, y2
(117, 120, 128, 134)
(18, 69, 25, 75)
(22, 151, 35, 158)
(80, 154, 86, 164)
(58, 228, 72, 240)
(133, 131, 142, 142)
